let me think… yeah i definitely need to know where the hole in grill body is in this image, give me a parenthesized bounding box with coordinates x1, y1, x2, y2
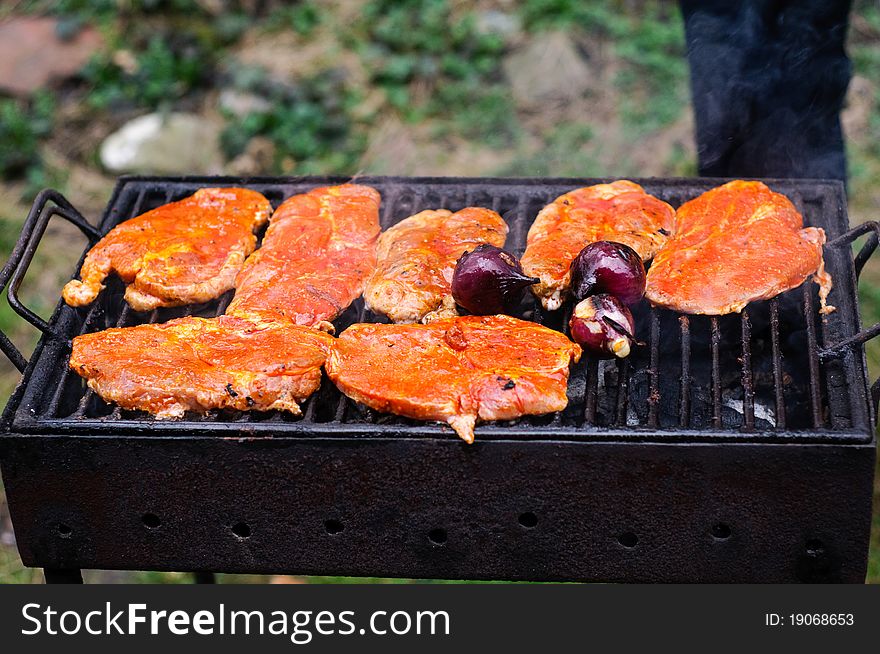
(1, 176, 873, 444)
(231, 522, 251, 539)
(324, 519, 344, 535)
(141, 513, 161, 529)
(711, 523, 731, 540)
(518, 512, 538, 529)
(618, 532, 638, 548)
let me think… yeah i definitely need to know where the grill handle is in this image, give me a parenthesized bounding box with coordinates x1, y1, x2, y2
(819, 220, 880, 413)
(0, 189, 100, 372)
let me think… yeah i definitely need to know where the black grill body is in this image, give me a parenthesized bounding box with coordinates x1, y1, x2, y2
(0, 176, 876, 582)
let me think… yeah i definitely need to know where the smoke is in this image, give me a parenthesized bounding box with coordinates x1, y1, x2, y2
(680, 0, 852, 182)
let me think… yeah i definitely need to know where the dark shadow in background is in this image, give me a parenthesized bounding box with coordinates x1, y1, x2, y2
(680, 0, 852, 182)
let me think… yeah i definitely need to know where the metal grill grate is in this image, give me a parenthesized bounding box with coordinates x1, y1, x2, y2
(4, 176, 874, 442)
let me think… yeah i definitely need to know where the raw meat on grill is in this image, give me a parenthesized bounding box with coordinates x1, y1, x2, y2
(69, 315, 333, 418)
(521, 181, 674, 311)
(364, 208, 508, 323)
(62, 188, 272, 311)
(326, 315, 581, 443)
(226, 184, 381, 332)
(645, 180, 833, 315)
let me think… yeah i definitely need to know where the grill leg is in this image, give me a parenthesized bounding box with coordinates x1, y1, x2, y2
(193, 572, 216, 584)
(43, 568, 83, 584)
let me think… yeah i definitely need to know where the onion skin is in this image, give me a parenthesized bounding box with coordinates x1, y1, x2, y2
(569, 295, 635, 359)
(452, 245, 539, 315)
(570, 241, 646, 305)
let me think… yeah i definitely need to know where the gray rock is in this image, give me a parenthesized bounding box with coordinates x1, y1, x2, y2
(842, 75, 874, 141)
(0, 17, 104, 96)
(226, 136, 276, 176)
(233, 31, 367, 88)
(502, 31, 593, 109)
(475, 11, 523, 40)
(99, 113, 224, 175)
(219, 89, 272, 118)
(359, 117, 512, 176)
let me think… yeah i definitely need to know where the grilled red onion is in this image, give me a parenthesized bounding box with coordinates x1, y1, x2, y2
(569, 294, 635, 359)
(452, 245, 539, 315)
(570, 241, 646, 305)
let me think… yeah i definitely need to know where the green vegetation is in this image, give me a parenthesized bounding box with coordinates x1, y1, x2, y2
(847, 3, 880, 209)
(0, 93, 63, 202)
(265, 1, 323, 37)
(501, 123, 599, 177)
(220, 69, 367, 174)
(356, 0, 509, 130)
(0, 93, 54, 178)
(83, 37, 208, 110)
(519, 0, 688, 133)
(0, 544, 42, 583)
(435, 82, 519, 148)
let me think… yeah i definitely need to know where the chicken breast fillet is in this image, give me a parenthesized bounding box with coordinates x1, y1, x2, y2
(364, 208, 508, 323)
(645, 180, 834, 315)
(70, 315, 334, 418)
(62, 188, 272, 311)
(226, 184, 381, 331)
(522, 181, 675, 311)
(326, 315, 582, 443)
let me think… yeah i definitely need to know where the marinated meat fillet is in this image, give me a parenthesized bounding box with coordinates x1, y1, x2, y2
(645, 180, 834, 315)
(326, 315, 581, 443)
(226, 184, 381, 331)
(364, 208, 508, 323)
(63, 188, 272, 311)
(522, 181, 674, 311)
(68, 183, 379, 417)
(70, 315, 333, 418)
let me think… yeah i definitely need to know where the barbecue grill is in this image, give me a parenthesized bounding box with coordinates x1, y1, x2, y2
(0, 176, 876, 583)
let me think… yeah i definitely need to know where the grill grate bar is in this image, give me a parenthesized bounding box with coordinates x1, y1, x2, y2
(741, 309, 755, 430)
(552, 303, 573, 427)
(679, 315, 691, 428)
(68, 188, 153, 419)
(381, 188, 401, 227)
(614, 358, 629, 427)
(334, 220, 398, 423)
(46, 358, 77, 418)
(15, 177, 865, 440)
(215, 291, 233, 315)
(509, 195, 531, 257)
(71, 281, 136, 419)
(769, 298, 787, 429)
(302, 393, 319, 422)
(803, 283, 824, 428)
(333, 181, 422, 425)
(584, 359, 599, 426)
(647, 309, 660, 429)
(710, 316, 722, 429)
(48, 303, 103, 418)
(86, 189, 163, 421)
